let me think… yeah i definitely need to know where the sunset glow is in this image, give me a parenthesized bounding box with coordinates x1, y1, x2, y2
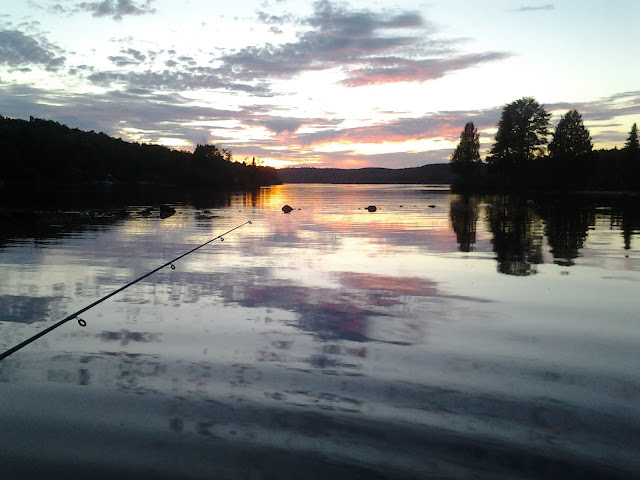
(1, 1, 638, 168)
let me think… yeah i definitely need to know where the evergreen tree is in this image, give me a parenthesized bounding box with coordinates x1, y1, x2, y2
(488, 97, 551, 171)
(451, 121, 481, 178)
(624, 123, 640, 190)
(549, 109, 593, 161)
(625, 123, 639, 151)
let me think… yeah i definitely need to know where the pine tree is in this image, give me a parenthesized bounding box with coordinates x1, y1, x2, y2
(549, 109, 592, 161)
(451, 121, 481, 178)
(625, 123, 639, 151)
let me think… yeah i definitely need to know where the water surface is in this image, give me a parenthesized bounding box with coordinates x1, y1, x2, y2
(1, 184, 639, 479)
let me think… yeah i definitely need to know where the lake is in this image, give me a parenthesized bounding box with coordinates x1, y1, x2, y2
(1, 184, 639, 479)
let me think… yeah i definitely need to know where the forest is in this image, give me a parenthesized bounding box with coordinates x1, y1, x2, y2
(0, 115, 280, 192)
(450, 97, 640, 192)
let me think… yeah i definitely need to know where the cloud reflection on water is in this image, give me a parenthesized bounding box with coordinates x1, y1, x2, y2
(1, 185, 640, 478)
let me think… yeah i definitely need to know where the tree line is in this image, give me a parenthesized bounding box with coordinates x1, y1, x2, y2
(0, 115, 280, 191)
(450, 97, 640, 191)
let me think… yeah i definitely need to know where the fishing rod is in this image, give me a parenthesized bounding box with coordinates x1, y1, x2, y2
(0, 220, 252, 362)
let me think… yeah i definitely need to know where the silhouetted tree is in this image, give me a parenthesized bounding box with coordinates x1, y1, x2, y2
(622, 123, 640, 189)
(549, 110, 592, 160)
(548, 110, 593, 186)
(449, 195, 479, 252)
(487, 97, 551, 173)
(451, 122, 481, 180)
(193, 144, 232, 162)
(625, 123, 639, 151)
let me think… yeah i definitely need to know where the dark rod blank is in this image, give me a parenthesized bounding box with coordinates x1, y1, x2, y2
(0, 220, 252, 361)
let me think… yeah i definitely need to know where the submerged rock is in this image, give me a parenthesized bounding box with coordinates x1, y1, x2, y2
(366, 205, 377, 212)
(282, 205, 293, 213)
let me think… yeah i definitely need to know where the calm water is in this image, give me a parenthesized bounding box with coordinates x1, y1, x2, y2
(1, 184, 639, 479)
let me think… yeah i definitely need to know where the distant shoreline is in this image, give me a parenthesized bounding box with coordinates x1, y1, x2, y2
(276, 164, 454, 184)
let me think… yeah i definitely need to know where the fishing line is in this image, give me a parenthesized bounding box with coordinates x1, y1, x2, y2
(0, 220, 252, 361)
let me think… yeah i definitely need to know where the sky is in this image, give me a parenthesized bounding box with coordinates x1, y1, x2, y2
(1, 0, 639, 169)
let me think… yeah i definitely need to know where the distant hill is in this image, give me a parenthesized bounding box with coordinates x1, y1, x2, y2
(277, 164, 453, 184)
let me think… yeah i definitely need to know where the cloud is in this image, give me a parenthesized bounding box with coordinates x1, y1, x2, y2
(547, 90, 640, 122)
(0, 82, 240, 146)
(341, 52, 510, 87)
(123, 47, 146, 62)
(0, 30, 66, 70)
(262, 117, 303, 134)
(87, 68, 271, 95)
(0, 78, 500, 166)
(220, 0, 509, 86)
(291, 107, 501, 147)
(544, 91, 640, 147)
(256, 10, 296, 26)
(75, 0, 156, 21)
(47, 0, 506, 108)
(513, 4, 555, 12)
(107, 47, 147, 66)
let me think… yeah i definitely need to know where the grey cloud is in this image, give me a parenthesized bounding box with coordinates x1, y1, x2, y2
(123, 48, 146, 62)
(341, 52, 510, 87)
(177, 55, 196, 65)
(50, 4, 67, 15)
(0, 30, 65, 70)
(547, 91, 640, 122)
(513, 4, 555, 12)
(107, 47, 147, 66)
(262, 117, 303, 134)
(0, 82, 242, 148)
(75, 0, 156, 21)
(87, 68, 272, 95)
(108, 55, 138, 66)
(220, 0, 507, 86)
(233, 104, 343, 134)
(292, 107, 502, 147)
(257, 11, 296, 25)
(594, 129, 628, 145)
(306, 0, 424, 34)
(253, 115, 342, 135)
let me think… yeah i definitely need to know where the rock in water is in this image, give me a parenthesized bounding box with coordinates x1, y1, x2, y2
(366, 205, 377, 212)
(159, 205, 176, 219)
(282, 205, 293, 213)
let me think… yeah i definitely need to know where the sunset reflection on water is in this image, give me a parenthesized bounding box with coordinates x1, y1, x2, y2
(1, 184, 639, 479)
